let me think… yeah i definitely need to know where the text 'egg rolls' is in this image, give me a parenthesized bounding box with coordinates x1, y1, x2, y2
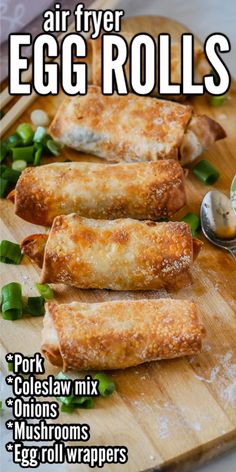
(21, 215, 203, 291)
(49, 85, 225, 165)
(42, 299, 205, 371)
(89, 33, 208, 102)
(14, 160, 186, 226)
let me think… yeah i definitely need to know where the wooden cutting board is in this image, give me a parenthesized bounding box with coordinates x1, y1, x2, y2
(1, 16, 236, 472)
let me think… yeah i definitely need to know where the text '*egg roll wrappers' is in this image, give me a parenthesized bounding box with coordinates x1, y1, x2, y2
(49, 85, 225, 165)
(42, 299, 205, 371)
(13, 160, 186, 226)
(21, 215, 203, 291)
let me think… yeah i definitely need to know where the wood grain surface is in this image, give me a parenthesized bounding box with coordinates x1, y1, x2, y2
(0, 16, 236, 472)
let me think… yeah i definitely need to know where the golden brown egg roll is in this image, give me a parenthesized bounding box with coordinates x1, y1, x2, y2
(21, 215, 203, 291)
(42, 299, 205, 371)
(14, 160, 186, 226)
(49, 86, 225, 164)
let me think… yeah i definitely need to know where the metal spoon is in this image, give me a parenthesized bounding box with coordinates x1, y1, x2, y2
(200, 190, 236, 260)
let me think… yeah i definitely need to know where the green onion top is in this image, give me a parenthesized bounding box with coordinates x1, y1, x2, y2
(33, 126, 46, 144)
(193, 160, 220, 185)
(16, 123, 34, 145)
(181, 213, 200, 237)
(12, 160, 27, 172)
(12, 145, 35, 163)
(35, 283, 54, 300)
(1, 168, 21, 184)
(7, 133, 22, 148)
(1, 282, 23, 320)
(24, 296, 45, 317)
(0, 240, 22, 264)
(0, 177, 11, 198)
(94, 373, 116, 397)
(0, 141, 8, 163)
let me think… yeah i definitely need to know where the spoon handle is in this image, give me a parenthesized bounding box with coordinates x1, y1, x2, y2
(229, 247, 236, 260)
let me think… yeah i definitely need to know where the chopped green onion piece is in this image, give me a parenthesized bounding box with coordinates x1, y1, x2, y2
(1, 168, 21, 184)
(35, 283, 54, 300)
(0, 111, 5, 120)
(210, 95, 226, 107)
(46, 139, 62, 156)
(0, 240, 22, 264)
(60, 404, 75, 413)
(34, 144, 43, 166)
(0, 177, 11, 198)
(8, 362, 13, 371)
(72, 396, 94, 409)
(7, 133, 22, 148)
(1, 282, 23, 320)
(0, 165, 7, 176)
(12, 160, 27, 172)
(181, 213, 200, 236)
(24, 296, 45, 316)
(12, 145, 35, 163)
(16, 123, 34, 145)
(0, 142, 8, 163)
(55, 372, 94, 410)
(33, 126, 46, 143)
(94, 373, 116, 397)
(193, 160, 220, 185)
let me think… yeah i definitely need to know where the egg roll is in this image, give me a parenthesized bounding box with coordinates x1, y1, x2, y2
(14, 160, 186, 226)
(50, 86, 225, 164)
(21, 215, 203, 291)
(42, 299, 205, 371)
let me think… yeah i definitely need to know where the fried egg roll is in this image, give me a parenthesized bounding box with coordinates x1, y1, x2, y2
(42, 299, 205, 371)
(14, 160, 186, 226)
(50, 86, 225, 164)
(21, 215, 203, 291)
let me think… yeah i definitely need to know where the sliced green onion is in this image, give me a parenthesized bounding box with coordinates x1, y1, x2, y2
(34, 144, 43, 166)
(0, 165, 7, 176)
(0, 240, 22, 264)
(12, 160, 27, 172)
(8, 362, 13, 372)
(0, 177, 11, 198)
(94, 373, 116, 397)
(181, 213, 200, 237)
(46, 139, 62, 156)
(1, 282, 23, 320)
(35, 283, 54, 300)
(16, 123, 34, 145)
(193, 160, 220, 185)
(56, 372, 94, 410)
(12, 145, 35, 163)
(0, 142, 8, 163)
(1, 168, 21, 184)
(60, 404, 75, 413)
(31, 109, 49, 127)
(24, 296, 45, 317)
(33, 126, 46, 144)
(7, 133, 22, 148)
(209, 95, 226, 107)
(72, 396, 94, 409)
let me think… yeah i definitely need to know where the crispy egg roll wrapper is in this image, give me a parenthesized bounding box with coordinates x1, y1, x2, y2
(22, 215, 202, 290)
(14, 160, 186, 226)
(50, 86, 225, 164)
(42, 299, 205, 371)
